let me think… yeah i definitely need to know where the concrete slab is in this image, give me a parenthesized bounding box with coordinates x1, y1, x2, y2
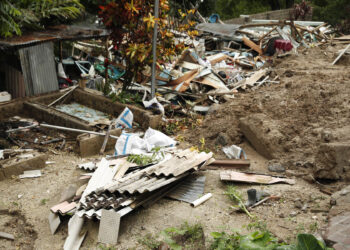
(77, 128, 121, 157)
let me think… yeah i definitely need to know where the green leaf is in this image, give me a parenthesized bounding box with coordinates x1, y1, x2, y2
(296, 234, 325, 250)
(211, 232, 223, 239)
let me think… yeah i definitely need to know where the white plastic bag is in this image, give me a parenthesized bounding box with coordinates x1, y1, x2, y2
(144, 127, 176, 151)
(114, 132, 145, 156)
(222, 145, 247, 159)
(115, 107, 133, 129)
(114, 128, 176, 156)
(0, 150, 3, 160)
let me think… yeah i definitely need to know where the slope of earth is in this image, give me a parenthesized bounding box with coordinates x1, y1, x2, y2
(183, 44, 350, 175)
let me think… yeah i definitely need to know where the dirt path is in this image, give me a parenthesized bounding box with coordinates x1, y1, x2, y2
(0, 144, 331, 249)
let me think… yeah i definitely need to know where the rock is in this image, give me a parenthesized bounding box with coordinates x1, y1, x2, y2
(289, 211, 298, 217)
(301, 203, 308, 212)
(314, 142, 350, 180)
(268, 163, 285, 173)
(294, 200, 303, 209)
(278, 213, 285, 218)
(330, 197, 337, 206)
(216, 132, 229, 146)
(329, 185, 350, 217)
(207, 103, 221, 115)
(324, 212, 350, 250)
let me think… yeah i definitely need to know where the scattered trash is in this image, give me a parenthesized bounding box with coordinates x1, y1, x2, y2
(191, 193, 212, 207)
(115, 107, 133, 129)
(19, 170, 42, 179)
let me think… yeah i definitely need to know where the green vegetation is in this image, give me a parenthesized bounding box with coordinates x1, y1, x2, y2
(127, 146, 165, 166)
(0, 0, 84, 38)
(139, 222, 205, 250)
(225, 185, 253, 218)
(138, 221, 332, 250)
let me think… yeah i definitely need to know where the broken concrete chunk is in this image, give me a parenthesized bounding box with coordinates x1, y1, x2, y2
(239, 113, 285, 159)
(314, 142, 350, 180)
(268, 163, 285, 173)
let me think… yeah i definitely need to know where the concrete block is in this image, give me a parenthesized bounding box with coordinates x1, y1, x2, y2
(77, 128, 122, 157)
(314, 142, 350, 180)
(73, 88, 162, 129)
(239, 113, 285, 159)
(1, 153, 48, 180)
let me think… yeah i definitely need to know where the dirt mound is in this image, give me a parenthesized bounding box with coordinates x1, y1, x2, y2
(182, 45, 350, 175)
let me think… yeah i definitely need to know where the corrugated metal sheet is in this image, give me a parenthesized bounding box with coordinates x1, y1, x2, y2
(196, 23, 240, 39)
(0, 25, 109, 49)
(19, 42, 59, 96)
(1, 64, 26, 98)
(75, 150, 213, 219)
(167, 175, 206, 203)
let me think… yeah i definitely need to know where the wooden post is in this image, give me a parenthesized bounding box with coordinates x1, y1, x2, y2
(59, 41, 63, 63)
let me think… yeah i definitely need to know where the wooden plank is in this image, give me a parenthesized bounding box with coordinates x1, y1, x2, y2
(244, 69, 268, 87)
(220, 171, 295, 185)
(243, 37, 263, 55)
(205, 159, 250, 170)
(332, 44, 350, 65)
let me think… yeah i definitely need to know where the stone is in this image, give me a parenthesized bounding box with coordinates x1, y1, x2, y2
(324, 212, 350, 249)
(289, 211, 298, 217)
(216, 132, 229, 146)
(294, 200, 303, 209)
(268, 163, 285, 173)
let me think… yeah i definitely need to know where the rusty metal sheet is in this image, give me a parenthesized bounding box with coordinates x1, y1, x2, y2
(220, 171, 295, 185)
(19, 42, 59, 96)
(0, 25, 109, 49)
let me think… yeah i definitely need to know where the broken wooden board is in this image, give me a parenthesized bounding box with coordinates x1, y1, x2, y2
(207, 159, 250, 169)
(195, 73, 230, 91)
(206, 53, 228, 65)
(243, 36, 263, 55)
(332, 44, 350, 65)
(220, 171, 295, 185)
(244, 69, 268, 87)
(168, 69, 199, 87)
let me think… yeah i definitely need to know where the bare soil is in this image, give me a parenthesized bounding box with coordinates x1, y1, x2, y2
(182, 45, 350, 172)
(0, 44, 349, 249)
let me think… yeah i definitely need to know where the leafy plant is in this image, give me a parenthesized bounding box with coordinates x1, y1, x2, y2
(138, 234, 161, 250)
(127, 146, 165, 166)
(0, 0, 84, 37)
(98, 0, 187, 89)
(225, 185, 253, 218)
